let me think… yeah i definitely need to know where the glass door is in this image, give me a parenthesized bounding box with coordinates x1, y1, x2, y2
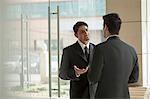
(5, 0, 105, 98)
(20, 2, 50, 97)
(49, 0, 106, 98)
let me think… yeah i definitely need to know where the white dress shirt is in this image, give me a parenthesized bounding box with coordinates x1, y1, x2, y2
(78, 40, 90, 53)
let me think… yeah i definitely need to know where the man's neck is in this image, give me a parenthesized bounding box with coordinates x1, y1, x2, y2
(78, 40, 90, 49)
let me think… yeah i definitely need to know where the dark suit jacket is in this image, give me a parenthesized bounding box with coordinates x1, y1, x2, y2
(59, 41, 95, 99)
(88, 36, 139, 99)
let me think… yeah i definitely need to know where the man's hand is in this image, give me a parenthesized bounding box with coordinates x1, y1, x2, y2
(74, 65, 89, 77)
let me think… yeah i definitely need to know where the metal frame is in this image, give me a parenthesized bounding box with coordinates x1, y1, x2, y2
(48, 1, 60, 97)
(21, 14, 24, 89)
(57, 6, 60, 97)
(48, 0, 52, 97)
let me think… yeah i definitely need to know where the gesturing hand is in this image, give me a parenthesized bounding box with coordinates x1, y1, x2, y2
(74, 65, 89, 77)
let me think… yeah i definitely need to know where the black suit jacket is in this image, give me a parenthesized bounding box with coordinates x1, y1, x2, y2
(88, 36, 139, 99)
(59, 41, 95, 99)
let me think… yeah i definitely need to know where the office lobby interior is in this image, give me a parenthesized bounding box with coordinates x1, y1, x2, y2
(0, 0, 150, 99)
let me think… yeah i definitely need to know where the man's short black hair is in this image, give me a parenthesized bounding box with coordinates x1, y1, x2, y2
(103, 13, 122, 35)
(73, 21, 88, 33)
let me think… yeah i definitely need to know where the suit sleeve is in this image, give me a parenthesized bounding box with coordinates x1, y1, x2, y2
(59, 49, 77, 80)
(88, 46, 104, 83)
(128, 52, 139, 83)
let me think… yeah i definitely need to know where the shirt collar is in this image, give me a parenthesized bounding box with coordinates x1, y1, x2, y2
(78, 40, 90, 52)
(106, 35, 119, 41)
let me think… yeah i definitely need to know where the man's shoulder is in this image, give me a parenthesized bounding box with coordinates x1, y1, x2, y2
(90, 43, 95, 47)
(121, 40, 136, 51)
(92, 42, 107, 52)
(63, 42, 77, 51)
(96, 41, 107, 48)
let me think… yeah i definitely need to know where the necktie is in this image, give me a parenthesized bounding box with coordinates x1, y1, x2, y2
(84, 46, 89, 62)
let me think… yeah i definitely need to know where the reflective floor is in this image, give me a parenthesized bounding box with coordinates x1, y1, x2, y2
(3, 86, 150, 99)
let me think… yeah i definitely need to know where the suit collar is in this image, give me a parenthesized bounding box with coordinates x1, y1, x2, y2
(74, 41, 94, 63)
(77, 40, 90, 53)
(106, 35, 120, 41)
(89, 44, 94, 65)
(74, 42, 87, 62)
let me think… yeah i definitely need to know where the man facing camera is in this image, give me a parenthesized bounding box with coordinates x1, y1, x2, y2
(88, 13, 139, 99)
(59, 21, 95, 99)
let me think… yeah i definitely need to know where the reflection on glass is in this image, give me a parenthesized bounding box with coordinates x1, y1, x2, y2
(5, 0, 106, 98)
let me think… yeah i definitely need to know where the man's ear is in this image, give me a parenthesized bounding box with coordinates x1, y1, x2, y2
(74, 33, 78, 38)
(104, 24, 107, 31)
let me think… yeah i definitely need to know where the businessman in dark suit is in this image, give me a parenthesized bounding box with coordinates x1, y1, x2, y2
(88, 13, 139, 99)
(59, 21, 95, 99)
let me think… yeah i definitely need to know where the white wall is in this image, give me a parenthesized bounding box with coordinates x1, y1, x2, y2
(0, 0, 3, 98)
(0, 0, 12, 98)
(0, 1, 3, 98)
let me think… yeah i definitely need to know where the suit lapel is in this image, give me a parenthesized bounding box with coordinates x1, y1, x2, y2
(74, 42, 88, 62)
(89, 43, 94, 66)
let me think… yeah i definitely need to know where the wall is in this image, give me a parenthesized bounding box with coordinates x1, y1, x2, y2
(0, 0, 5, 98)
(0, 0, 3, 98)
(106, 0, 142, 85)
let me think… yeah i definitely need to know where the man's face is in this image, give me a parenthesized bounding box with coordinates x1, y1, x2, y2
(75, 25, 89, 44)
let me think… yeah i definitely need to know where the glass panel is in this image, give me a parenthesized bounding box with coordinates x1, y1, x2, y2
(3, 2, 22, 98)
(50, 0, 106, 98)
(21, 3, 49, 97)
(5, 0, 106, 98)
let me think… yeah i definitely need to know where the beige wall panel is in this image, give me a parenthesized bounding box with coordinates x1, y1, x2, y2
(120, 22, 142, 54)
(106, 0, 141, 22)
(106, 0, 142, 84)
(120, 22, 142, 85)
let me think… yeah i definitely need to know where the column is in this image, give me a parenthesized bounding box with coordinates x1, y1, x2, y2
(142, 0, 150, 88)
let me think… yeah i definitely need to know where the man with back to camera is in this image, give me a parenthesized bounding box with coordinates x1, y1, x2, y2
(59, 21, 95, 99)
(88, 13, 139, 99)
